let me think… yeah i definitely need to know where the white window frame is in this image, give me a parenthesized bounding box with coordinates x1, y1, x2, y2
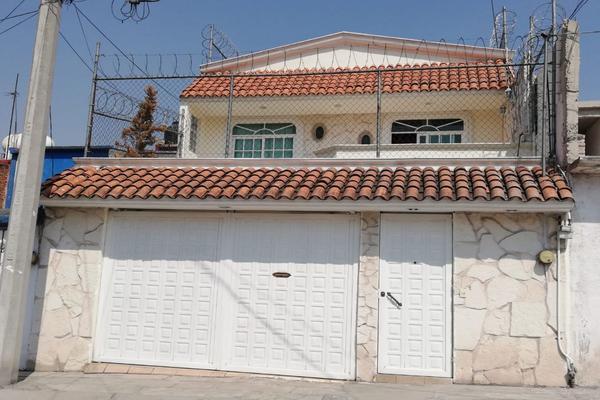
(391, 118, 465, 145)
(232, 123, 296, 159)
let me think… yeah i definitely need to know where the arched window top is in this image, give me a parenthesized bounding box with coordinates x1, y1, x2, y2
(392, 119, 464, 133)
(391, 118, 464, 144)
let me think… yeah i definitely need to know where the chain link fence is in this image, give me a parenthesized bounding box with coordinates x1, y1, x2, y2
(87, 61, 547, 160)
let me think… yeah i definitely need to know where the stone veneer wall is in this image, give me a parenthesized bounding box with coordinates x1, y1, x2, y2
(453, 213, 567, 386)
(356, 211, 379, 381)
(26, 207, 105, 371)
(25, 208, 569, 386)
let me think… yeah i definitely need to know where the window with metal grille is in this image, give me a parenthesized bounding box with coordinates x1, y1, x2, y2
(391, 118, 464, 144)
(232, 123, 296, 158)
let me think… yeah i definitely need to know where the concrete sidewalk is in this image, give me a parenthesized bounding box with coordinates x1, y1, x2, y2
(0, 372, 597, 400)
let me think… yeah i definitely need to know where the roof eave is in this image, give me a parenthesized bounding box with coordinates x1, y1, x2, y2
(40, 197, 573, 214)
(73, 157, 544, 170)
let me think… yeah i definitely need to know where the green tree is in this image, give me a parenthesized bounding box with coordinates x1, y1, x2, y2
(117, 85, 166, 157)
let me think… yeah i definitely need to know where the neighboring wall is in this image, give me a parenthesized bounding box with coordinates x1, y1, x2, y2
(24, 208, 105, 371)
(569, 175, 600, 386)
(0, 160, 10, 207)
(453, 213, 567, 386)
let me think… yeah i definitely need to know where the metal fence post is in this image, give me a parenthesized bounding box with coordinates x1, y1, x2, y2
(84, 43, 101, 157)
(541, 35, 549, 175)
(224, 75, 234, 158)
(376, 70, 381, 158)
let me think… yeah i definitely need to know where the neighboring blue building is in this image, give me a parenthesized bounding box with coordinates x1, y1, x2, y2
(3, 146, 111, 217)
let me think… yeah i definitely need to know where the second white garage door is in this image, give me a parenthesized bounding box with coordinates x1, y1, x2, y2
(94, 212, 359, 379)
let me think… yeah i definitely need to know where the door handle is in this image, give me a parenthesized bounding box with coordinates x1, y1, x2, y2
(381, 291, 402, 309)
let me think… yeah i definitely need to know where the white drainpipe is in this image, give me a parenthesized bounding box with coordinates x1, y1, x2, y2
(556, 212, 577, 387)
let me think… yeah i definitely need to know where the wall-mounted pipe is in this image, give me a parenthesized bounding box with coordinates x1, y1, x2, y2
(556, 213, 577, 387)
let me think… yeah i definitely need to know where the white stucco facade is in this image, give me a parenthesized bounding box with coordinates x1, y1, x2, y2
(569, 174, 600, 386)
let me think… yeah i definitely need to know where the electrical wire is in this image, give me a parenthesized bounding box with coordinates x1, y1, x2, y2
(73, 3, 178, 100)
(0, 0, 26, 24)
(0, 10, 38, 37)
(58, 30, 95, 74)
(73, 4, 94, 63)
(0, 9, 38, 22)
(569, 0, 589, 19)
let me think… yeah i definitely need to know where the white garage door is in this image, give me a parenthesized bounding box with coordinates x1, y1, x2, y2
(95, 212, 359, 379)
(378, 214, 452, 377)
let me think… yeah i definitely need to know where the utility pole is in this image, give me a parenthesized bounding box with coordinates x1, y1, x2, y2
(0, 0, 63, 385)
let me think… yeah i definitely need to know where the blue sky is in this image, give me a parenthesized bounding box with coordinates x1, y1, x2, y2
(0, 0, 599, 145)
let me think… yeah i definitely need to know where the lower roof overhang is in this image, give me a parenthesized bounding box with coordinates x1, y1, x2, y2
(40, 197, 574, 214)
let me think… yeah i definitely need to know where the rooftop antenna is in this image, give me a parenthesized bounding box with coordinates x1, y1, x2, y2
(202, 24, 239, 64)
(4, 74, 19, 159)
(111, 0, 160, 22)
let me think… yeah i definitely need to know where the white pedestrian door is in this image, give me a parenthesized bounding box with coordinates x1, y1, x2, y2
(378, 214, 452, 377)
(95, 212, 358, 380)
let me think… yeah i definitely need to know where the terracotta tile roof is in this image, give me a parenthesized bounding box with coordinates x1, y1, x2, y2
(42, 165, 572, 203)
(181, 60, 511, 98)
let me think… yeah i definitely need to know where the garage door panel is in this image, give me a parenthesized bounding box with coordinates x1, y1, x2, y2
(221, 215, 357, 379)
(96, 212, 357, 380)
(96, 215, 222, 369)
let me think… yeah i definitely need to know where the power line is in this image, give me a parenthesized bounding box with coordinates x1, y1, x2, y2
(58, 30, 94, 74)
(73, 4, 94, 62)
(0, 0, 26, 24)
(73, 3, 179, 100)
(0, 10, 38, 37)
(0, 9, 38, 22)
(569, 0, 589, 19)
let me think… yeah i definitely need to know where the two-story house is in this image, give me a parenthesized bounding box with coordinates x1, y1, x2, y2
(24, 31, 577, 387)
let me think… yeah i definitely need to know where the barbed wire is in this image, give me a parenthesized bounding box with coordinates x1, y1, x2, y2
(94, 35, 545, 80)
(94, 84, 180, 126)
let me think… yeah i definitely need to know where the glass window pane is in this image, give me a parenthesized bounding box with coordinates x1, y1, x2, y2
(254, 140, 262, 151)
(234, 140, 243, 150)
(430, 135, 439, 144)
(264, 138, 273, 150)
(243, 151, 253, 158)
(440, 134, 451, 143)
(274, 138, 284, 150)
(418, 135, 427, 144)
(284, 138, 293, 149)
(454, 134, 462, 143)
(392, 133, 417, 144)
(253, 151, 261, 158)
(244, 139, 254, 150)
(264, 150, 273, 158)
(274, 150, 283, 158)
(392, 119, 426, 132)
(234, 151, 242, 158)
(433, 119, 464, 131)
(284, 150, 293, 158)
